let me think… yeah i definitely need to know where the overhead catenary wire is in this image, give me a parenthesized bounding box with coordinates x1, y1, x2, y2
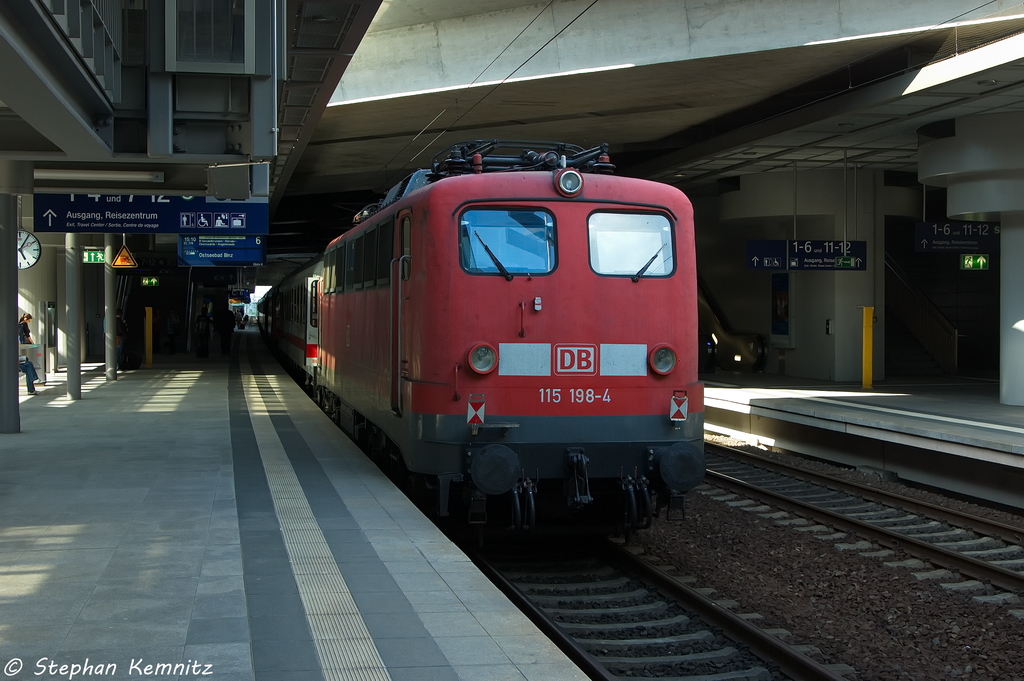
(371, 0, 601, 190)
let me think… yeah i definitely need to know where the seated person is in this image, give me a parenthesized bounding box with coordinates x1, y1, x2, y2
(18, 355, 38, 394)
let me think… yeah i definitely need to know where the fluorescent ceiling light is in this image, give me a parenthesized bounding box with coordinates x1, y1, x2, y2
(903, 30, 1024, 95)
(806, 13, 1024, 46)
(34, 169, 165, 183)
(330, 63, 636, 106)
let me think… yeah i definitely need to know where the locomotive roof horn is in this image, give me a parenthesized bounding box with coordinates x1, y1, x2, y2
(429, 140, 615, 178)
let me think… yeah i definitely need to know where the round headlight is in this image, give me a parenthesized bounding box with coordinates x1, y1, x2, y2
(468, 343, 498, 374)
(554, 169, 583, 197)
(649, 345, 677, 375)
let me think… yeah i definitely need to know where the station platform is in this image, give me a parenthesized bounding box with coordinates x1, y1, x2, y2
(1, 330, 587, 681)
(701, 370, 1024, 511)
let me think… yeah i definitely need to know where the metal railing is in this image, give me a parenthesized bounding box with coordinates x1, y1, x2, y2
(39, 0, 122, 101)
(884, 253, 957, 375)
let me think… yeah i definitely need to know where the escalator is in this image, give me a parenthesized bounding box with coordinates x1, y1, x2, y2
(697, 275, 767, 373)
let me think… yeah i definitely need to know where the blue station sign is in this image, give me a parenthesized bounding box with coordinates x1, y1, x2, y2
(746, 240, 787, 269)
(915, 221, 1000, 252)
(747, 240, 867, 270)
(178, 235, 266, 267)
(34, 194, 269, 235)
(787, 240, 867, 270)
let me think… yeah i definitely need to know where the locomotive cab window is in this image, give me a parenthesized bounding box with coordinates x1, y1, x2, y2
(459, 209, 555, 276)
(588, 212, 674, 277)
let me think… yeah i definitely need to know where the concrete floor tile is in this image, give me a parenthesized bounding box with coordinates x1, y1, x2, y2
(434, 636, 510, 666)
(373, 636, 450, 668)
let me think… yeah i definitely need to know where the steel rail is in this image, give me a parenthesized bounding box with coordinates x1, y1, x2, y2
(469, 542, 850, 681)
(466, 546, 621, 681)
(704, 468, 1024, 594)
(707, 443, 1024, 544)
(605, 542, 851, 681)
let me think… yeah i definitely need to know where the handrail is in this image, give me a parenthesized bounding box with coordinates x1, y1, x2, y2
(884, 253, 957, 374)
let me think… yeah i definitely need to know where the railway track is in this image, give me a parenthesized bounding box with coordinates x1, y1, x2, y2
(704, 443, 1024, 600)
(469, 540, 851, 681)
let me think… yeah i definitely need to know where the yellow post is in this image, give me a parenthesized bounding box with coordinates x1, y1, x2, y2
(861, 305, 873, 389)
(145, 306, 153, 369)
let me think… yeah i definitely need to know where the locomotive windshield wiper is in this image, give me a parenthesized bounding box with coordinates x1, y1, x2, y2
(632, 244, 666, 282)
(475, 233, 514, 281)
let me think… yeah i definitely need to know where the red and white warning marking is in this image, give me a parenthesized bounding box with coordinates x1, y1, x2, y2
(467, 394, 486, 425)
(670, 392, 688, 421)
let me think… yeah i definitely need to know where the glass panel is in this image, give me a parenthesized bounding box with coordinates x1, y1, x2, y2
(350, 237, 363, 289)
(459, 209, 555, 276)
(377, 219, 393, 286)
(175, 0, 245, 65)
(324, 248, 336, 292)
(588, 212, 674, 277)
(362, 229, 377, 288)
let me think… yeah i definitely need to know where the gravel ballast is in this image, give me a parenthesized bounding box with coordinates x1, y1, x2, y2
(628, 442, 1024, 680)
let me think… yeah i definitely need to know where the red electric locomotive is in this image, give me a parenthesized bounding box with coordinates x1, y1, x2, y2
(313, 140, 704, 535)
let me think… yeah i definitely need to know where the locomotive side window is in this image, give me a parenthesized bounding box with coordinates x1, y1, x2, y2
(459, 209, 555, 276)
(351, 236, 364, 290)
(401, 215, 412, 281)
(376, 219, 393, 287)
(324, 248, 336, 293)
(336, 244, 345, 293)
(363, 229, 378, 288)
(588, 212, 674, 278)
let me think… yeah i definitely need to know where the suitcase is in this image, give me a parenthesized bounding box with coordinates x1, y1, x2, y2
(122, 350, 142, 370)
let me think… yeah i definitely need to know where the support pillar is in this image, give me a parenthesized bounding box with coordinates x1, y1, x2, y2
(0, 195, 19, 433)
(919, 111, 1024, 405)
(1000, 214, 1024, 405)
(105, 234, 116, 380)
(0, 161, 32, 433)
(66, 233, 81, 400)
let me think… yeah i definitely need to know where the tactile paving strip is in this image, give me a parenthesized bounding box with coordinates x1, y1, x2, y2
(243, 370, 392, 681)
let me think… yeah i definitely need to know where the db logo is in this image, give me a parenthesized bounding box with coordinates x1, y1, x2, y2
(554, 344, 598, 375)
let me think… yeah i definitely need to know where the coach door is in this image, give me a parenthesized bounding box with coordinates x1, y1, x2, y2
(308, 277, 319, 368)
(391, 211, 412, 415)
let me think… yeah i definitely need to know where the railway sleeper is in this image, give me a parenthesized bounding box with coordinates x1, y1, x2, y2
(528, 588, 650, 606)
(600, 646, 739, 665)
(545, 600, 668, 618)
(498, 565, 613, 580)
(935, 536, 1000, 551)
(558, 614, 692, 632)
(517, 576, 632, 593)
(963, 545, 1024, 559)
(579, 629, 714, 648)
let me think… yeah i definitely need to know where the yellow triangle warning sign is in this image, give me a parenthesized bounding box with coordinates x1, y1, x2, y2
(112, 245, 138, 268)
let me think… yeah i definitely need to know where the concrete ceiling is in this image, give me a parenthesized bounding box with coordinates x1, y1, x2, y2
(275, 4, 1024, 262)
(7, 1, 1024, 286)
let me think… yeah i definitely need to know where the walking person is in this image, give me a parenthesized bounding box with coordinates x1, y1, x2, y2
(195, 308, 211, 358)
(165, 308, 180, 354)
(115, 309, 128, 369)
(214, 308, 235, 356)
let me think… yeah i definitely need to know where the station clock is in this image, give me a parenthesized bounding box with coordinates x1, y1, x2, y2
(17, 230, 40, 270)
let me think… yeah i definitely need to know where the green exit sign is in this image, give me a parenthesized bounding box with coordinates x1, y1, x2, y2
(82, 250, 104, 264)
(141, 276, 159, 286)
(835, 256, 856, 268)
(960, 254, 989, 270)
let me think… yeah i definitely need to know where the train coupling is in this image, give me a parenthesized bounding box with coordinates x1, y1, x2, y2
(565, 448, 593, 511)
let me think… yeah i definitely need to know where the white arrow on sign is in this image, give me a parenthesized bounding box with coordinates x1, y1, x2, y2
(43, 209, 56, 226)
(921, 239, 929, 249)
